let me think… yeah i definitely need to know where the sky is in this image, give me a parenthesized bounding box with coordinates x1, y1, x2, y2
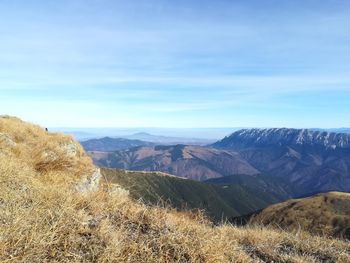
(1, 0, 350, 128)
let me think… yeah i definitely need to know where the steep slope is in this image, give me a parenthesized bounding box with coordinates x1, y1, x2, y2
(101, 168, 279, 221)
(250, 192, 350, 239)
(213, 128, 350, 195)
(91, 144, 258, 181)
(81, 136, 154, 152)
(2, 116, 350, 262)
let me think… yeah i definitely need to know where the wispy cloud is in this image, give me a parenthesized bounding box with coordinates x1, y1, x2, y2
(0, 0, 350, 127)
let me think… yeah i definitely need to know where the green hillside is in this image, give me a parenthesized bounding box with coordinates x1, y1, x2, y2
(205, 174, 294, 202)
(101, 168, 280, 222)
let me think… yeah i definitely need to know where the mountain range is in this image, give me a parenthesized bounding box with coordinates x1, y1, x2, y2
(213, 128, 350, 196)
(122, 132, 214, 145)
(81, 137, 155, 152)
(91, 144, 258, 181)
(87, 128, 350, 199)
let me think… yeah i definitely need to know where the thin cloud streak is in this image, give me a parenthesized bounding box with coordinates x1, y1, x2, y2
(0, 0, 350, 127)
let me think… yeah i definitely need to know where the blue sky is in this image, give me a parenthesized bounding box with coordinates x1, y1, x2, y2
(1, 0, 350, 128)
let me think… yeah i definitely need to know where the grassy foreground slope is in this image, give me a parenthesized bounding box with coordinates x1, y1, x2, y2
(250, 192, 350, 239)
(1, 116, 350, 262)
(101, 169, 277, 221)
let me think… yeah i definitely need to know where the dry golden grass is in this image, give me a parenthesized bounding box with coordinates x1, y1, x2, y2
(1, 116, 350, 262)
(250, 192, 350, 239)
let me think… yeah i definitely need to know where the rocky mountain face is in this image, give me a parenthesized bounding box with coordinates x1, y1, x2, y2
(89, 144, 258, 181)
(213, 128, 350, 196)
(213, 128, 350, 150)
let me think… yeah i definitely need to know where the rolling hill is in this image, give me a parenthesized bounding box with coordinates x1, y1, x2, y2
(249, 192, 350, 239)
(101, 168, 282, 221)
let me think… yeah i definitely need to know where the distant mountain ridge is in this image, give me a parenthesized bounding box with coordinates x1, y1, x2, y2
(81, 137, 154, 152)
(90, 144, 258, 181)
(88, 127, 350, 200)
(212, 128, 350, 196)
(122, 132, 214, 145)
(213, 128, 350, 150)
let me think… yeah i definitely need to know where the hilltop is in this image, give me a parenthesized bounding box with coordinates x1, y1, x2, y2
(250, 192, 350, 239)
(1, 116, 350, 262)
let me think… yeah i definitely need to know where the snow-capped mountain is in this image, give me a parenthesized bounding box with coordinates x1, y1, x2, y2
(213, 128, 350, 150)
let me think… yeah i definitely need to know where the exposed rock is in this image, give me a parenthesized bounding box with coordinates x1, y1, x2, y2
(41, 149, 58, 162)
(61, 141, 78, 157)
(76, 167, 102, 193)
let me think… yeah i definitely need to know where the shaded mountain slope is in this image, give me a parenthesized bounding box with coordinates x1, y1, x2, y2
(250, 192, 350, 239)
(91, 144, 258, 181)
(101, 168, 280, 221)
(204, 174, 294, 202)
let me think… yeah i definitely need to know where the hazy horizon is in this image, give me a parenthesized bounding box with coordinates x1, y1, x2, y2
(51, 126, 350, 141)
(1, 0, 350, 128)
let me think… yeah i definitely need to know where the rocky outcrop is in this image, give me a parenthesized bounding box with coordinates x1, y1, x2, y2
(76, 167, 102, 193)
